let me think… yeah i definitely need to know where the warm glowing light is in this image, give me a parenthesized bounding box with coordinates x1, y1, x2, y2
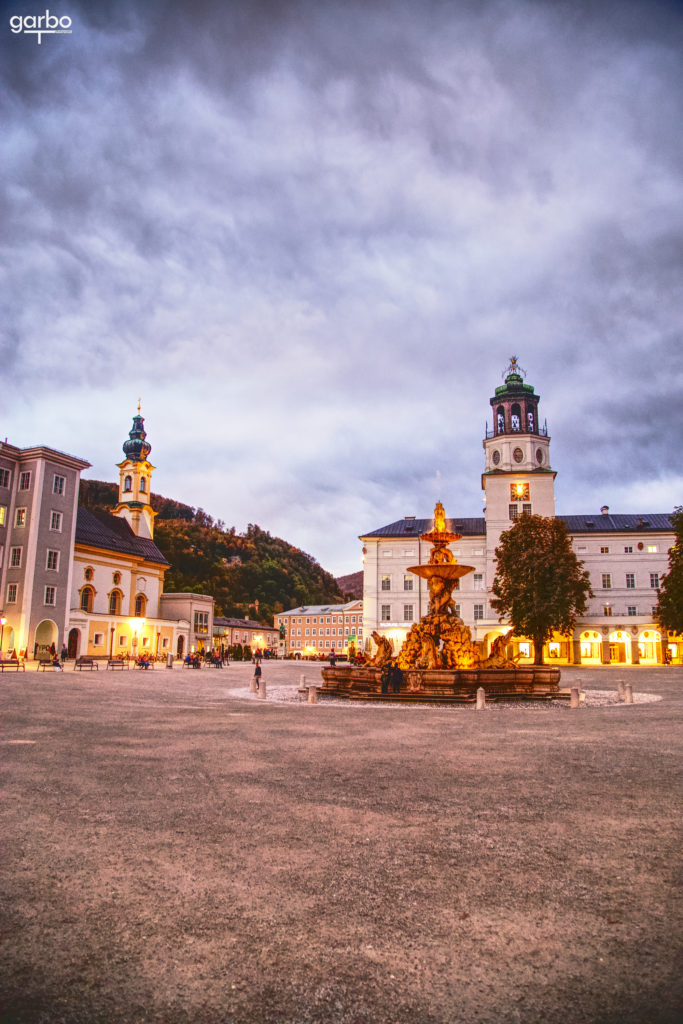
(0, 616, 6, 627)
(130, 617, 146, 636)
(516, 483, 525, 496)
(251, 635, 265, 650)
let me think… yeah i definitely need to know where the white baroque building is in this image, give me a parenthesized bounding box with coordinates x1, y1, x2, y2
(360, 360, 679, 667)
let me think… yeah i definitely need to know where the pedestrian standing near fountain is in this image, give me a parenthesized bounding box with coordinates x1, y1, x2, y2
(253, 662, 262, 694)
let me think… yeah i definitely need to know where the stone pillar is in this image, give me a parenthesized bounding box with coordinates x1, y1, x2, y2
(476, 687, 486, 710)
(601, 637, 611, 665)
(630, 638, 640, 665)
(616, 679, 625, 701)
(624, 682, 634, 704)
(570, 687, 580, 709)
(258, 677, 267, 699)
(308, 686, 318, 704)
(572, 636, 582, 665)
(250, 674, 258, 693)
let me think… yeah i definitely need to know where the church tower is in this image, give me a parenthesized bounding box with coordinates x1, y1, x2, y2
(482, 358, 556, 581)
(113, 407, 157, 539)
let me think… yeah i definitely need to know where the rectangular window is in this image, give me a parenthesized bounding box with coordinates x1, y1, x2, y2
(473, 604, 484, 621)
(600, 546, 609, 554)
(522, 504, 532, 516)
(305, 628, 309, 636)
(14, 508, 26, 527)
(404, 605, 414, 621)
(19, 471, 31, 490)
(624, 546, 633, 553)
(0, 469, 10, 488)
(403, 575, 413, 591)
(625, 573, 635, 589)
(381, 605, 391, 621)
(7, 583, 18, 602)
(627, 606, 637, 616)
(94, 633, 104, 646)
(473, 573, 485, 591)
(312, 628, 316, 635)
(603, 606, 613, 616)
(647, 545, 658, 553)
(53, 474, 65, 495)
(119, 635, 128, 647)
(10, 546, 22, 567)
(162, 637, 169, 649)
(650, 573, 659, 589)
(193, 611, 209, 633)
(50, 511, 62, 531)
(454, 604, 460, 618)
(44, 586, 56, 606)
(602, 574, 612, 589)
(383, 550, 393, 557)
(381, 575, 391, 591)
(0, 505, 6, 526)
(46, 549, 59, 570)
(509, 505, 519, 520)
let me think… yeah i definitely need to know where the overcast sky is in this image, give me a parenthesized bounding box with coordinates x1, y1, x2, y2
(2, 0, 682, 575)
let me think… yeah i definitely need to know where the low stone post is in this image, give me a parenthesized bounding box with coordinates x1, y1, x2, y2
(476, 687, 486, 710)
(616, 679, 625, 702)
(308, 686, 318, 704)
(258, 677, 267, 699)
(570, 687, 580, 709)
(166, 653, 173, 669)
(250, 674, 258, 694)
(624, 682, 634, 705)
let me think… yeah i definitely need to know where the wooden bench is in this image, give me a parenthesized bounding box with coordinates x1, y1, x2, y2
(75, 657, 98, 671)
(107, 659, 129, 670)
(0, 661, 25, 671)
(38, 659, 55, 671)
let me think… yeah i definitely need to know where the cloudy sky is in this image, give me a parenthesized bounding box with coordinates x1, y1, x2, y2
(2, 0, 682, 575)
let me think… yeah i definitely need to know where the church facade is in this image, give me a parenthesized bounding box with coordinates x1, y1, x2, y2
(360, 360, 679, 667)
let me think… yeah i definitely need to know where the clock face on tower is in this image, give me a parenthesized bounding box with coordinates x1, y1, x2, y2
(513, 448, 524, 463)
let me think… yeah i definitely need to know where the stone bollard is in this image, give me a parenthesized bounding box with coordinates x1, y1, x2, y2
(624, 682, 634, 705)
(166, 653, 174, 669)
(476, 687, 486, 710)
(308, 686, 318, 704)
(570, 686, 580, 709)
(616, 679, 626, 701)
(298, 674, 308, 694)
(250, 674, 258, 694)
(258, 677, 267, 700)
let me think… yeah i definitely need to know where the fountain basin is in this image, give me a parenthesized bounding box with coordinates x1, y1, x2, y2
(321, 665, 567, 703)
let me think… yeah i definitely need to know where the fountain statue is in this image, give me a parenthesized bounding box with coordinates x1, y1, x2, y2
(322, 502, 566, 703)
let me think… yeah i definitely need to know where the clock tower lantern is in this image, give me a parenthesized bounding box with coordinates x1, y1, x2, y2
(482, 358, 556, 582)
(113, 407, 157, 540)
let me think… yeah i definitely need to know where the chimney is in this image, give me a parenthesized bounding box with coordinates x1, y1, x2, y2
(600, 506, 609, 515)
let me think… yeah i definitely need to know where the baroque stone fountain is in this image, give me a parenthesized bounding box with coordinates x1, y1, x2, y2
(321, 501, 566, 703)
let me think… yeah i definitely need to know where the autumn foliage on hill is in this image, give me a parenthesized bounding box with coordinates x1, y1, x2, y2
(79, 480, 344, 622)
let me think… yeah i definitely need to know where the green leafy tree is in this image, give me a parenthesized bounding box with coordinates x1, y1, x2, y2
(491, 514, 593, 665)
(656, 507, 683, 636)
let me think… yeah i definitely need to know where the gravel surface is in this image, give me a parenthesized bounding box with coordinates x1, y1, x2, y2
(1, 661, 681, 1024)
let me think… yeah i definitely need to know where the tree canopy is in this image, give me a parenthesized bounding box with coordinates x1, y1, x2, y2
(78, 479, 344, 621)
(656, 507, 683, 636)
(491, 514, 592, 664)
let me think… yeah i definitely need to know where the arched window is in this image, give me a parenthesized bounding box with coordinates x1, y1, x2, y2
(527, 409, 535, 432)
(134, 594, 146, 617)
(109, 590, 122, 615)
(496, 406, 505, 434)
(80, 587, 94, 613)
(139, 477, 146, 493)
(84, 566, 94, 581)
(511, 403, 521, 431)
(123, 475, 132, 492)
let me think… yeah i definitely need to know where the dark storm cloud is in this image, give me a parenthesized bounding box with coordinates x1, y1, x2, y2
(1, 0, 682, 570)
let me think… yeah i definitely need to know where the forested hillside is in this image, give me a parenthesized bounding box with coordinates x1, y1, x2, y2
(79, 480, 344, 622)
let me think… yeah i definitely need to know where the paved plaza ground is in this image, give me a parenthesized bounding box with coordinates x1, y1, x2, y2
(1, 660, 681, 1024)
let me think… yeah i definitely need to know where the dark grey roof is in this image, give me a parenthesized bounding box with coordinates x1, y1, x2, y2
(361, 512, 674, 539)
(214, 616, 275, 630)
(76, 507, 169, 565)
(559, 513, 674, 533)
(361, 517, 486, 539)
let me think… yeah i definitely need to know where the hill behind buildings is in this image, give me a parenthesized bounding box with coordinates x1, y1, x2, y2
(79, 480, 345, 622)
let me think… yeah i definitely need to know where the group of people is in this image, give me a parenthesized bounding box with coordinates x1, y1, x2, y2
(380, 660, 403, 694)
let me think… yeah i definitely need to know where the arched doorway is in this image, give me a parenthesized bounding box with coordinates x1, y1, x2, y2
(176, 635, 185, 659)
(609, 630, 631, 664)
(67, 628, 80, 659)
(34, 619, 58, 660)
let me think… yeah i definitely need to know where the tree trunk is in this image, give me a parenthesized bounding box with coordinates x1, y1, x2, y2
(533, 635, 545, 665)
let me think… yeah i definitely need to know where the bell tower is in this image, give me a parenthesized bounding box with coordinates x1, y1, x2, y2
(113, 404, 157, 539)
(482, 358, 556, 580)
